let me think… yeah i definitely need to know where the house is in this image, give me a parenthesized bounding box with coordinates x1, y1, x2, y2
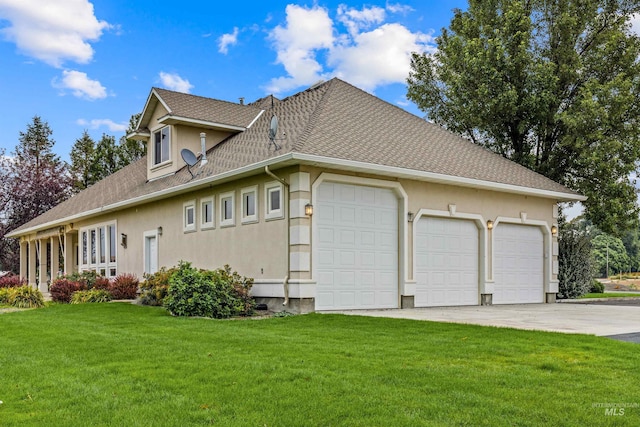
(7, 78, 584, 312)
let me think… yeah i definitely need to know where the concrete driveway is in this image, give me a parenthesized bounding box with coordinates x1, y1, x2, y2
(328, 303, 640, 338)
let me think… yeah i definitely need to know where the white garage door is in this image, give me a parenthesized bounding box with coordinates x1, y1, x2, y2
(493, 224, 544, 304)
(415, 217, 479, 307)
(315, 182, 398, 310)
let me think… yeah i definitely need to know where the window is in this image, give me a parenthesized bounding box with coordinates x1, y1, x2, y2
(183, 200, 196, 232)
(241, 186, 258, 224)
(265, 182, 284, 220)
(79, 221, 117, 278)
(201, 197, 214, 230)
(220, 191, 235, 227)
(153, 126, 170, 165)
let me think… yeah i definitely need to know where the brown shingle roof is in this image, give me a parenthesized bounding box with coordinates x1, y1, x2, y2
(9, 78, 579, 236)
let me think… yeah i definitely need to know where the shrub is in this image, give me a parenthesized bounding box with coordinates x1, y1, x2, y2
(93, 276, 111, 291)
(0, 287, 13, 304)
(70, 289, 112, 304)
(140, 267, 177, 306)
(590, 280, 605, 293)
(0, 274, 26, 288)
(109, 273, 139, 300)
(558, 223, 594, 299)
(164, 262, 255, 319)
(9, 286, 45, 308)
(50, 278, 86, 303)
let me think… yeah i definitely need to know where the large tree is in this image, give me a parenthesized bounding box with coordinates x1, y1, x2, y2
(407, 0, 640, 235)
(0, 116, 72, 272)
(117, 113, 145, 167)
(69, 130, 96, 192)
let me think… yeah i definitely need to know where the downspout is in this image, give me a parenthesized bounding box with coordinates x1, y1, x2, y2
(265, 166, 290, 306)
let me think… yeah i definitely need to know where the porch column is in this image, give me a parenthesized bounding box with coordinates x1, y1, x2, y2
(28, 240, 37, 288)
(19, 240, 27, 280)
(38, 239, 48, 293)
(50, 235, 60, 280)
(63, 232, 74, 275)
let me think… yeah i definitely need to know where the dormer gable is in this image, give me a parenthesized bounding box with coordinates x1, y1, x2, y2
(128, 88, 264, 181)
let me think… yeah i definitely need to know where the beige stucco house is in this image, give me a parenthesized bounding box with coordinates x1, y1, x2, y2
(7, 78, 584, 312)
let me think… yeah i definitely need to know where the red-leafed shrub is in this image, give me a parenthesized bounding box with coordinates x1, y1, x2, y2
(0, 274, 26, 288)
(50, 278, 86, 303)
(93, 276, 111, 291)
(109, 273, 139, 300)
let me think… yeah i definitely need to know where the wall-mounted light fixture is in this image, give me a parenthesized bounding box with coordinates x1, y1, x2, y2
(120, 233, 127, 248)
(157, 226, 163, 236)
(551, 225, 558, 236)
(305, 203, 313, 216)
(487, 220, 494, 230)
(407, 212, 414, 222)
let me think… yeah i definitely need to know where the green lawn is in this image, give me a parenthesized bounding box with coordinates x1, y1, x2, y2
(580, 293, 640, 299)
(0, 304, 638, 426)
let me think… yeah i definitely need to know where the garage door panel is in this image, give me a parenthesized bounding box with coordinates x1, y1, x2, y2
(315, 182, 398, 310)
(493, 224, 544, 304)
(415, 217, 479, 307)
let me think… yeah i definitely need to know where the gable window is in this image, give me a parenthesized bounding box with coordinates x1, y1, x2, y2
(79, 221, 117, 278)
(220, 191, 235, 227)
(201, 197, 214, 230)
(183, 200, 196, 232)
(241, 186, 258, 224)
(153, 126, 170, 165)
(265, 182, 284, 220)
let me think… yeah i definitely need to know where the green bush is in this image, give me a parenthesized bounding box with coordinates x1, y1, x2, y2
(70, 289, 112, 304)
(590, 280, 605, 293)
(0, 287, 13, 304)
(558, 223, 594, 299)
(9, 286, 45, 308)
(164, 262, 255, 319)
(140, 267, 177, 306)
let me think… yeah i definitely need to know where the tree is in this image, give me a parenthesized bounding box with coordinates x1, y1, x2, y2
(90, 134, 120, 183)
(117, 113, 145, 168)
(69, 130, 96, 192)
(407, 0, 640, 235)
(592, 234, 630, 277)
(558, 220, 595, 299)
(0, 116, 72, 272)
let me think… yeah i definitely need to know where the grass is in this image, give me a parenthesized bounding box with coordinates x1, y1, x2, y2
(0, 304, 639, 426)
(580, 293, 640, 299)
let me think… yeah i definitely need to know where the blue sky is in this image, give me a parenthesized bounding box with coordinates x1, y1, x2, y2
(0, 0, 467, 162)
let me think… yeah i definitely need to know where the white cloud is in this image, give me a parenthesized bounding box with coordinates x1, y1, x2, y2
(53, 70, 107, 100)
(158, 72, 193, 93)
(266, 4, 435, 94)
(76, 118, 127, 132)
(0, 0, 111, 67)
(337, 4, 386, 37)
(330, 23, 434, 91)
(630, 13, 640, 36)
(218, 27, 239, 54)
(386, 2, 414, 14)
(266, 4, 334, 93)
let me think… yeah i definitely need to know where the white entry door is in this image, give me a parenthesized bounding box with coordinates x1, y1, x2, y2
(315, 182, 398, 310)
(415, 217, 479, 307)
(145, 234, 158, 274)
(493, 224, 544, 304)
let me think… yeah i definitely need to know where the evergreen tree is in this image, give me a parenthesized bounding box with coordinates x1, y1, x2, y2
(69, 130, 96, 192)
(0, 116, 71, 272)
(91, 134, 119, 183)
(117, 113, 145, 168)
(407, 0, 640, 235)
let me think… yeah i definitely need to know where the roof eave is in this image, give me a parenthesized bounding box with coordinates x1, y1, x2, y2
(157, 114, 247, 132)
(6, 154, 584, 238)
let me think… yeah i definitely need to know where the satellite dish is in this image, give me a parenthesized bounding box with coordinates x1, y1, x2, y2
(181, 148, 198, 178)
(268, 115, 282, 150)
(269, 115, 278, 141)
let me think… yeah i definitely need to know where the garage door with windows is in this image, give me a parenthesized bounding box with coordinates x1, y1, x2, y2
(493, 223, 544, 304)
(315, 182, 398, 310)
(415, 217, 479, 307)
